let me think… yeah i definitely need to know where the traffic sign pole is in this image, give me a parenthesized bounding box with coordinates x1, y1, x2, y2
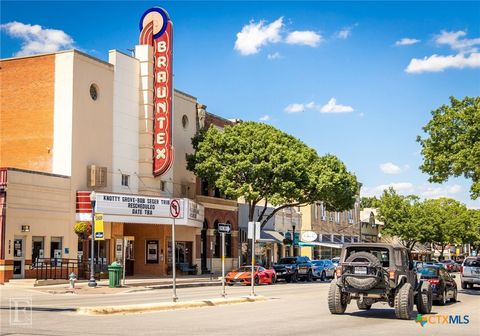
(221, 232, 226, 298)
(170, 199, 180, 303)
(251, 222, 256, 297)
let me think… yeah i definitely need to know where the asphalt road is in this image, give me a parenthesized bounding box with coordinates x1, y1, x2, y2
(1, 277, 479, 336)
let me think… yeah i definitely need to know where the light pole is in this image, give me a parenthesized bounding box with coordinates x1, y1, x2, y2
(88, 191, 97, 287)
(292, 223, 296, 257)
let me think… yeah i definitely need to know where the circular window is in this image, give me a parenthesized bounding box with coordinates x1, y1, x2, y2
(182, 115, 189, 129)
(90, 84, 98, 101)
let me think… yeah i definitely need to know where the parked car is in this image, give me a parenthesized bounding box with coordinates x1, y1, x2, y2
(331, 257, 340, 267)
(311, 260, 335, 281)
(273, 256, 313, 282)
(225, 266, 276, 286)
(461, 257, 480, 289)
(440, 259, 460, 272)
(418, 265, 457, 305)
(328, 243, 432, 320)
(413, 261, 424, 271)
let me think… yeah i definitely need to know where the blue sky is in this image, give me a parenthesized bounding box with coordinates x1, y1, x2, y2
(2, 1, 479, 208)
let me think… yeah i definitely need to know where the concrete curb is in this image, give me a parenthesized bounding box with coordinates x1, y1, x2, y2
(77, 296, 266, 315)
(131, 281, 221, 292)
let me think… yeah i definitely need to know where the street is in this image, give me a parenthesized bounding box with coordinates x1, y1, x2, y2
(1, 278, 479, 336)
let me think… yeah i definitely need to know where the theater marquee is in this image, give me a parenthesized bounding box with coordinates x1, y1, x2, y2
(139, 7, 173, 176)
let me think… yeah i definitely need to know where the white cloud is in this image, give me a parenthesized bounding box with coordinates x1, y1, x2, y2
(362, 182, 415, 197)
(285, 31, 322, 47)
(267, 52, 281, 60)
(234, 17, 283, 55)
(335, 28, 351, 39)
(435, 30, 480, 52)
(405, 52, 480, 73)
(358, 112, 365, 117)
(319, 98, 354, 113)
(420, 184, 462, 198)
(395, 38, 420, 46)
(405, 30, 480, 74)
(284, 103, 305, 113)
(1, 21, 74, 56)
(259, 115, 272, 121)
(380, 162, 402, 174)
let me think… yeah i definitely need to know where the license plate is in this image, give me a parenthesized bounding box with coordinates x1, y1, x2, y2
(355, 267, 367, 275)
(298, 269, 307, 274)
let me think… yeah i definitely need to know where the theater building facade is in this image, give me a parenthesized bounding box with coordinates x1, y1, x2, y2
(0, 8, 234, 281)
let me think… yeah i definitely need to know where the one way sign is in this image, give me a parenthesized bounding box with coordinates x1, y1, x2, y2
(217, 223, 231, 234)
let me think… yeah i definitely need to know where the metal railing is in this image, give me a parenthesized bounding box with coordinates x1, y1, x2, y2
(33, 258, 109, 280)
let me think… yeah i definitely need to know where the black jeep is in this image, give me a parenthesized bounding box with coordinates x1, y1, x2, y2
(328, 243, 433, 320)
(273, 256, 313, 282)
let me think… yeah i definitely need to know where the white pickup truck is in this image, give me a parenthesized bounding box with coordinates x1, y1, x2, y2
(461, 256, 480, 289)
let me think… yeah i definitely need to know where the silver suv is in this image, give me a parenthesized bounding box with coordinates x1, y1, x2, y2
(461, 257, 480, 289)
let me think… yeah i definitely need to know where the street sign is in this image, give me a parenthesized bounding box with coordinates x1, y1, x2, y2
(248, 221, 260, 241)
(218, 223, 231, 234)
(94, 213, 104, 240)
(170, 199, 180, 218)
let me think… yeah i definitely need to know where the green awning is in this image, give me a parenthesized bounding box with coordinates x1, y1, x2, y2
(298, 241, 322, 247)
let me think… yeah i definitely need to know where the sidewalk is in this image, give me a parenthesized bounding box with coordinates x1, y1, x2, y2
(31, 275, 222, 295)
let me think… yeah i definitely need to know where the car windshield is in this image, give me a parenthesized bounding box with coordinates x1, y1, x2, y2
(464, 258, 480, 267)
(419, 267, 439, 277)
(278, 258, 296, 264)
(312, 261, 324, 266)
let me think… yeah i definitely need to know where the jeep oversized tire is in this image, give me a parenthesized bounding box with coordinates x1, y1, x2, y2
(416, 281, 432, 314)
(394, 283, 414, 320)
(328, 279, 347, 314)
(344, 251, 381, 290)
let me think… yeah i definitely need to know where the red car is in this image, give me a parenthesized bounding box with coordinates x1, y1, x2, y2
(225, 266, 277, 285)
(440, 259, 460, 272)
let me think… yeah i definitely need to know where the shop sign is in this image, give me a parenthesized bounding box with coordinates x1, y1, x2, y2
(139, 7, 173, 176)
(95, 192, 184, 218)
(301, 231, 318, 242)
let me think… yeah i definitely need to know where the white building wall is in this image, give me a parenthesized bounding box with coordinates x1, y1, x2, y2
(109, 50, 140, 193)
(52, 52, 74, 176)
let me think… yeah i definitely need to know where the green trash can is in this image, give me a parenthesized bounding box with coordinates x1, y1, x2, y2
(108, 261, 123, 288)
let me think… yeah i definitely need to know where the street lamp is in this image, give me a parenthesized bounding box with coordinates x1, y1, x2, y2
(88, 191, 97, 287)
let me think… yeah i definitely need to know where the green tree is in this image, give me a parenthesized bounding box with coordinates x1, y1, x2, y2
(417, 96, 480, 199)
(458, 209, 480, 253)
(360, 196, 381, 209)
(420, 198, 467, 258)
(377, 188, 423, 250)
(187, 122, 358, 229)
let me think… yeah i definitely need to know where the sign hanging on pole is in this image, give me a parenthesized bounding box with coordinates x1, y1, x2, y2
(248, 221, 261, 241)
(218, 223, 231, 234)
(170, 199, 180, 218)
(94, 213, 104, 240)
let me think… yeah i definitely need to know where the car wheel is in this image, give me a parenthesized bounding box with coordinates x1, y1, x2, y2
(394, 283, 414, 320)
(271, 275, 277, 285)
(227, 283, 234, 286)
(292, 272, 298, 283)
(450, 288, 457, 302)
(328, 279, 348, 314)
(306, 271, 313, 282)
(461, 282, 467, 289)
(468, 283, 474, 289)
(254, 276, 260, 285)
(416, 281, 432, 314)
(286, 275, 292, 283)
(320, 271, 326, 282)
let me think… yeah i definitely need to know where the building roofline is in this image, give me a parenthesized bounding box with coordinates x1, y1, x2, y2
(174, 89, 197, 101)
(0, 49, 114, 68)
(1, 167, 70, 179)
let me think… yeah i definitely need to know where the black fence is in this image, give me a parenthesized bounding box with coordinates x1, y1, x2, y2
(33, 258, 109, 280)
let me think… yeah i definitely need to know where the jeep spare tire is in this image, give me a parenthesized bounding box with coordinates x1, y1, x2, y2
(344, 251, 381, 290)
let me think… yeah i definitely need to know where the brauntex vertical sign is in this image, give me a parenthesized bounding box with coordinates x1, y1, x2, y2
(139, 7, 173, 176)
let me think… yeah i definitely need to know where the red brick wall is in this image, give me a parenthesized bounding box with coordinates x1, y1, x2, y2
(0, 55, 55, 172)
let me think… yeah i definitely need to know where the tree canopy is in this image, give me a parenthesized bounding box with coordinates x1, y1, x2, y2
(417, 96, 480, 199)
(187, 121, 359, 229)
